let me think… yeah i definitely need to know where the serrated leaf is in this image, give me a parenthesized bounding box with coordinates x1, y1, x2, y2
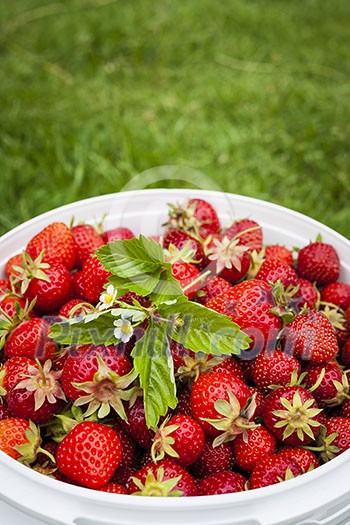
(131, 322, 177, 428)
(158, 297, 251, 356)
(108, 272, 161, 297)
(97, 235, 164, 279)
(50, 312, 117, 345)
(149, 264, 184, 305)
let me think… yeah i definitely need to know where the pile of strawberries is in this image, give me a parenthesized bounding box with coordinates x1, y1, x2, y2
(0, 197, 350, 497)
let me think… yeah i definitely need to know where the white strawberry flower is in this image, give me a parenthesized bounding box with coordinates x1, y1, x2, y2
(206, 236, 249, 273)
(99, 284, 118, 310)
(113, 313, 134, 343)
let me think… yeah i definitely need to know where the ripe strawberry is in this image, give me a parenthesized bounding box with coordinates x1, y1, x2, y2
(56, 422, 122, 489)
(211, 357, 245, 382)
(163, 229, 204, 265)
(113, 466, 137, 487)
(4, 318, 58, 362)
(240, 359, 256, 385)
(207, 279, 281, 348)
(71, 224, 104, 268)
(232, 426, 277, 472)
(196, 276, 232, 305)
(250, 454, 302, 489)
(71, 270, 87, 299)
(297, 241, 340, 286)
(295, 278, 318, 310)
(5, 254, 23, 278)
(190, 437, 234, 478)
(99, 483, 127, 494)
(341, 399, 350, 418)
(320, 305, 350, 347)
(171, 260, 201, 299)
(205, 235, 250, 284)
(225, 219, 263, 253)
(151, 414, 205, 466)
(173, 386, 192, 417)
(102, 227, 135, 243)
(61, 344, 133, 419)
(166, 198, 220, 238)
(197, 471, 246, 495)
(265, 245, 293, 266)
(256, 258, 299, 288)
(0, 278, 11, 295)
(82, 255, 111, 304)
(7, 360, 66, 424)
(248, 386, 265, 418)
(304, 361, 349, 407)
(0, 404, 12, 420)
(317, 417, 350, 461)
(122, 396, 155, 449)
(285, 311, 339, 364)
(0, 418, 46, 463)
(262, 386, 322, 445)
(253, 351, 301, 395)
(276, 447, 319, 472)
(0, 295, 33, 320)
(340, 338, 350, 368)
(0, 356, 38, 398)
(26, 222, 76, 271)
(113, 423, 137, 469)
(175, 351, 244, 384)
(59, 298, 93, 318)
(127, 459, 197, 496)
(321, 282, 350, 311)
(191, 372, 253, 443)
(25, 263, 73, 312)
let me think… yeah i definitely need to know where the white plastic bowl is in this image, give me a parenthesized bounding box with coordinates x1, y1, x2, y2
(0, 189, 350, 525)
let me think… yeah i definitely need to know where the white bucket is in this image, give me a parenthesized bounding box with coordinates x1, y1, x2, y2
(0, 189, 349, 525)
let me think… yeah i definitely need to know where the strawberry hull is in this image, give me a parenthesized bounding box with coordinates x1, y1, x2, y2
(0, 189, 350, 525)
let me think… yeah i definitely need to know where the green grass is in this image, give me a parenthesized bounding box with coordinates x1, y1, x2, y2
(0, 0, 349, 237)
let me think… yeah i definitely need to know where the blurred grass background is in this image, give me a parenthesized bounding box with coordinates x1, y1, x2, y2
(0, 0, 349, 237)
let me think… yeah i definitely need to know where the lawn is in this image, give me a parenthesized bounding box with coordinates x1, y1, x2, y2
(0, 0, 349, 237)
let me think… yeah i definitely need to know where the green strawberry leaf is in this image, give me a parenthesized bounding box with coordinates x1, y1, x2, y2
(131, 321, 177, 429)
(149, 265, 184, 305)
(158, 297, 251, 356)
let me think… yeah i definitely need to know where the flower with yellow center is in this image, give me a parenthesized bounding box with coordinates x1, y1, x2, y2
(99, 284, 118, 310)
(113, 314, 134, 343)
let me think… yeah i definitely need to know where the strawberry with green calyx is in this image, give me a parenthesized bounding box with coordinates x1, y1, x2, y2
(195, 276, 232, 305)
(197, 471, 247, 496)
(319, 303, 350, 347)
(232, 426, 277, 472)
(190, 437, 234, 478)
(262, 386, 323, 445)
(82, 254, 112, 304)
(56, 421, 122, 489)
(276, 447, 319, 472)
(250, 454, 302, 489)
(295, 278, 319, 311)
(59, 299, 95, 319)
(321, 282, 350, 311)
(5, 317, 58, 362)
(5, 254, 23, 279)
(0, 295, 37, 349)
(24, 262, 74, 312)
(265, 245, 293, 266)
(205, 235, 250, 284)
(7, 360, 66, 424)
(0, 357, 38, 400)
(171, 260, 203, 299)
(256, 258, 299, 288)
(102, 227, 135, 243)
(253, 350, 301, 395)
(0, 278, 11, 296)
(150, 414, 205, 466)
(305, 361, 349, 408)
(0, 418, 54, 464)
(46, 405, 98, 444)
(26, 222, 76, 271)
(225, 219, 263, 253)
(191, 371, 257, 445)
(305, 417, 350, 462)
(297, 239, 340, 287)
(164, 198, 220, 238)
(163, 229, 204, 266)
(71, 224, 104, 269)
(128, 460, 197, 497)
(176, 352, 241, 384)
(11, 251, 51, 296)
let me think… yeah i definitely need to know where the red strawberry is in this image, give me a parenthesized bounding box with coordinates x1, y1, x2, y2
(240, 359, 256, 385)
(151, 414, 205, 466)
(122, 396, 155, 449)
(207, 279, 281, 349)
(341, 399, 350, 418)
(250, 454, 302, 489)
(0, 356, 38, 398)
(317, 417, 350, 461)
(340, 338, 350, 368)
(196, 276, 232, 305)
(225, 219, 263, 253)
(197, 471, 246, 495)
(321, 282, 350, 311)
(304, 361, 349, 407)
(26, 222, 76, 270)
(285, 311, 339, 364)
(127, 459, 197, 496)
(205, 235, 250, 284)
(253, 351, 301, 395)
(320, 305, 350, 347)
(232, 426, 277, 472)
(175, 351, 244, 384)
(163, 229, 204, 265)
(71, 270, 87, 300)
(190, 437, 234, 478)
(4, 318, 58, 362)
(5, 254, 23, 278)
(297, 241, 340, 286)
(173, 386, 192, 417)
(0, 295, 33, 320)
(113, 423, 137, 469)
(25, 263, 73, 312)
(191, 372, 253, 443)
(99, 483, 127, 494)
(0, 404, 12, 420)
(56, 421, 122, 488)
(265, 245, 293, 266)
(59, 298, 93, 318)
(0, 278, 11, 295)
(166, 198, 220, 238)
(71, 224, 104, 268)
(211, 357, 245, 382)
(113, 466, 137, 487)
(82, 255, 111, 304)
(61, 344, 133, 419)
(295, 279, 318, 310)
(102, 227, 135, 243)
(7, 360, 66, 423)
(0, 418, 46, 463)
(248, 386, 265, 418)
(262, 386, 323, 445)
(171, 261, 201, 299)
(276, 447, 319, 472)
(256, 258, 299, 288)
